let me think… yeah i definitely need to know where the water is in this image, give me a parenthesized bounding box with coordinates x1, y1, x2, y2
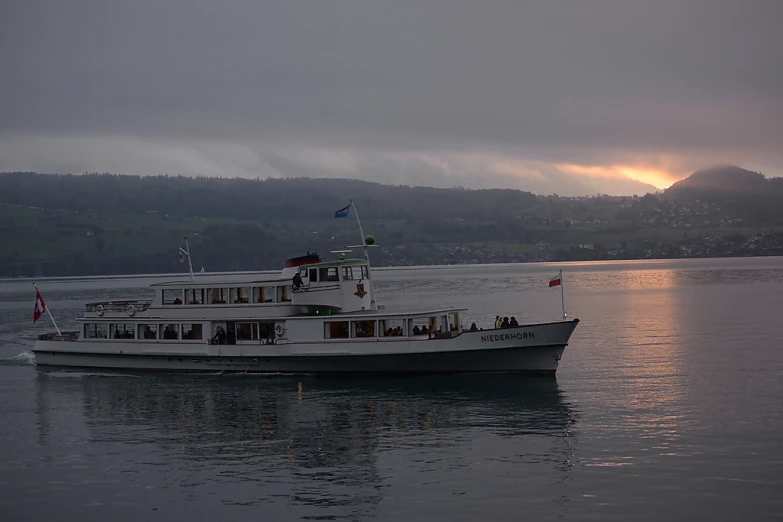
(1, 258, 782, 521)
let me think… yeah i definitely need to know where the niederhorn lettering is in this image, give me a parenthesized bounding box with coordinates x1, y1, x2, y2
(480, 331, 534, 342)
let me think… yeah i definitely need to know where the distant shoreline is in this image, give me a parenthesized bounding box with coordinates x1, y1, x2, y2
(3, 255, 781, 285)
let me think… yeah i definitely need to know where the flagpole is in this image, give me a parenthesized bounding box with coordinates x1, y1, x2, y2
(349, 200, 377, 310)
(560, 269, 566, 320)
(34, 284, 62, 336)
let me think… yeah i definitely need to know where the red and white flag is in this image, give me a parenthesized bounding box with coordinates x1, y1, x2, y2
(33, 288, 47, 323)
(549, 272, 562, 288)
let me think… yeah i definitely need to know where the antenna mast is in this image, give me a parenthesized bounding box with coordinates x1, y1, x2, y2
(346, 199, 379, 310)
(179, 238, 195, 282)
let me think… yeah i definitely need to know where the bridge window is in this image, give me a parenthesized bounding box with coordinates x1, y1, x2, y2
(139, 324, 158, 339)
(309, 268, 318, 282)
(161, 324, 179, 340)
(342, 266, 353, 280)
(232, 287, 251, 304)
(209, 288, 228, 304)
(85, 323, 108, 339)
(325, 321, 349, 339)
(186, 289, 205, 305)
(162, 289, 183, 305)
(110, 323, 136, 339)
(360, 265, 369, 279)
(353, 320, 376, 338)
(319, 267, 339, 282)
(182, 324, 203, 340)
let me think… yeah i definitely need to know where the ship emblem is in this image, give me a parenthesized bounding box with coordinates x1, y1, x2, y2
(355, 283, 367, 298)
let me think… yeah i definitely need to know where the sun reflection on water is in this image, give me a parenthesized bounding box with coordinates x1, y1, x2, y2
(570, 269, 699, 467)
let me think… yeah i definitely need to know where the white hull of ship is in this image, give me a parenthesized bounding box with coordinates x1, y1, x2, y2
(33, 320, 579, 375)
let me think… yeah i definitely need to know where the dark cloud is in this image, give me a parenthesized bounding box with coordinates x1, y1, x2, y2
(1, 1, 781, 191)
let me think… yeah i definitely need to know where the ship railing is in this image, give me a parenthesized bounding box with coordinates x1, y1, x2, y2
(38, 331, 80, 341)
(85, 300, 152, 313)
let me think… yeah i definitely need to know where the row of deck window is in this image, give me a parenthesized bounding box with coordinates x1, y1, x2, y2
(299, 265, 369, 283)
(324, 313, 462, 339)
(83, 321, 279, 342)
(161, 286, 291, 305)
(85, 323, 204, 340)
(82, 313, 463, 342)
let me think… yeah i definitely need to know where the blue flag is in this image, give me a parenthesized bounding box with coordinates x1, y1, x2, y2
(334, 203, 351, 218)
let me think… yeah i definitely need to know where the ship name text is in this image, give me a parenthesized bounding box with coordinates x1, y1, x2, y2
(481, 331, 534, 342)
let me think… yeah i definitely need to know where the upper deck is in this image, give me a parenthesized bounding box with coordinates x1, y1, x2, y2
(81, 256, 378, 321)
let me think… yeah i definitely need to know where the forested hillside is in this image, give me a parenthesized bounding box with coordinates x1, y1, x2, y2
(1, 169, 782, 277)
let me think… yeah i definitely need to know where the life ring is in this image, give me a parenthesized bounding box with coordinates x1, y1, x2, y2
(96, 304, 105, 316)
(127, 304, 136, 317)
(275, 324, 285, 337)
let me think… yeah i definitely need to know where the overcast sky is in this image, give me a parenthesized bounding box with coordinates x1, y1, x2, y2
(1, 1, 781, 194)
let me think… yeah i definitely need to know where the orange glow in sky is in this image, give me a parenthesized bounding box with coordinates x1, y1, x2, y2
(556, 164, 680, 190)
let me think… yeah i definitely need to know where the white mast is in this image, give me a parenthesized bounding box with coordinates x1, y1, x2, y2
(346, 199, 379, 310)
(179, 238, 195, 283)
(560, 269, 567, 319)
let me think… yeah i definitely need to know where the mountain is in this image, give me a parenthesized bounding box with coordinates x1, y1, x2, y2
(663, 165, 783, 224)
(665, 165, 775, 197)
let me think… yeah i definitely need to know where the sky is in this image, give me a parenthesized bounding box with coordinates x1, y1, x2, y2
(1, 1, 781, 196)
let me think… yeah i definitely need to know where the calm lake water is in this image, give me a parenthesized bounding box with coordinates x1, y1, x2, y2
(1, 257, 782, 521)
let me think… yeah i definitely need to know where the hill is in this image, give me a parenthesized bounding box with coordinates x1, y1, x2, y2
(0, 172, 540, 222)
(665, 165, 777, 196)
(663, 165, 783, 225)
(1, 171, 783, 277)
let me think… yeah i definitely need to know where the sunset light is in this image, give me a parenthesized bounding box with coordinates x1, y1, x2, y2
(556, 164, 679, 190)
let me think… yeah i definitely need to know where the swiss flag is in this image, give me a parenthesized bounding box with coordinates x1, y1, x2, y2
(549, 273, 562, 288)
(33, 288, 47, 323)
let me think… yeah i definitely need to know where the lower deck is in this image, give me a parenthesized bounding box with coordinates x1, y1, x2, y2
(34, 319, 579, 374)
(32, 344, 567, 375)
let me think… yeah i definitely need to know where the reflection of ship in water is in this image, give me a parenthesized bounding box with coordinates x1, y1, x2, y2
(35, 371, 577, 512)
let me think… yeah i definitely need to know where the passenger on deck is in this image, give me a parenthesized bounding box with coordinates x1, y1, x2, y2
(469, 322, 478, 331)
(449, 323, 456, 332)
(212, 326, 227, 345)
(386, 328, 394, 337)
(495, 316, 502, 328)
(509, 316, 519, 327)
(501, 317, 510, 328)
(173, 297, 182, 305)
(226, 326, 236, 345)
(292, 272, 303, 291)
(394, 326, 403, 336)
(144, 326, 155, 339)
(412, 325, 420, 335)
